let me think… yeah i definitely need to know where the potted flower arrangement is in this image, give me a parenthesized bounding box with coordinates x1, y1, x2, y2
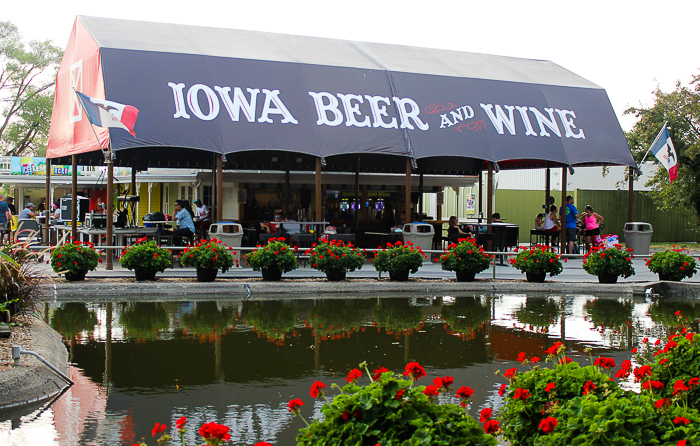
(508, 245, 563, 283)
(438, 238, 492, 282)
(645, 246, 698, 281)
(372, 240, 426, 281)
(582, 244, 635, 283)
(244, 237, 298, 281)
(119, 237, 172, 281)
(305, 239, 366, 281)
(179, 238, 238, 282)
(50, 240, 101, 281)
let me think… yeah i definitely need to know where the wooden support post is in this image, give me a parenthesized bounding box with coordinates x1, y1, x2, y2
(418, 172, 424, 220)
(354, 156, 360, 227)
(628, 166, 634, 222)
(478, 170, 483, 221)
(545, 165, 551, 210)
(71, 154, 78, 240)
(285, 167, 291, 216)
(106, 160, 114, 270)
(211, 153, 217, 221)
(405, 158, 412, 218)
(216, 154, 223, 222)
(44, 158, 51, 243)
(315, 158, 323, 221)
(560, 167, 568, 253)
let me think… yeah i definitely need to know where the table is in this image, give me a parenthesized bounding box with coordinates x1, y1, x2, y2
(365, 232, 403, 248)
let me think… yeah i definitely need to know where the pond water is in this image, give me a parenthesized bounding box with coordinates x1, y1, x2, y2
(1, 292, 697, 446)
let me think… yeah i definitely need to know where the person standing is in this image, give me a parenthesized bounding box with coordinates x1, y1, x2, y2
(193, 199, 210, 238)
(172, 199, 195, 245)
(560, 195, 579, 254)
(0, 194, 11, 242)
(6, 196, 16, 215)
(581, 205, 604, 252)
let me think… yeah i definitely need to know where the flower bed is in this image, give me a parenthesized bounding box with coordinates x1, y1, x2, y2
(179, 238, 238, 272)
(120, 237, 172, 274)
(372, 240, 426, 278)
(646, 246, 698, 281)
(50, 240, 101, 279)
(438, 238, 492, 274)
(509, 245, 563, 278)
(244, 237, 298, 274)
(582, 244, 635, 279)
(305, 239, 366, 275)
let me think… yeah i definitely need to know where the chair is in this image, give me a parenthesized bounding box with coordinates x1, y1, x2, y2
(15, 219, 41, 246)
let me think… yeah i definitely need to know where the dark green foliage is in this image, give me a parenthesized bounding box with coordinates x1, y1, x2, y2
(646, 248, 698, 281)
(582, 246, 635, 278)
(50, 303, 98, 339)
(372, 241, 426, 275)
(50, 241, 100, 276)
(244, 238, 298, 273)
(536, 393, 700, 446)
(306, 240, 366, 274)
(509, 245, 563, 276)
(0, 243, 43, 318)
(438, 239, 491, 274)
(297, 375, 497, 446)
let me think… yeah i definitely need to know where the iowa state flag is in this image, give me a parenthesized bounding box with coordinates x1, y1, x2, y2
(75, 91, 139, 137)
(649, 123, 678, 182)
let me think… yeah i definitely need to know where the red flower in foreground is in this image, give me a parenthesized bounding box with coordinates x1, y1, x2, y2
(373, 367, 389, 380)
(582, 380, 597, 395)
(175, 416, 187, 430)
(433, 376, 454, 390)
(346, 368, 362, 383)
(404, 362, 426, 381)
(395, 389, 404, 400)
(517, 352, 526, 362)
(504, 368, 517, 379)
(151, 422, 167, 437)
(674, 417, 690, 426)
(594, 357, 616, 369)
(513, 388, 530, 400)
(483, 419, 500, 434)
(655, 398, 670, 408)
(674, 380, 689, 396)
(287, 398, 304, 413)
(545, 383, 556, 393)
(539, 416, 558, 434)
(255, 443, 272, 446)
(456, 386, 475, 400)
(310, 380, 326, 398)
(199, 422, 231, 442)
(642, 380, 664, 391)
(498, 384, 507, 396)
(480, 408, 493, 423)
(633, 365, 653, 382)
(544, 342, 564, 355)
(677, 440, 686, 446)
(423, 385, 440, 397)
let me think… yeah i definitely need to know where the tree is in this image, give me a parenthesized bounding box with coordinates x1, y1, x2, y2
(0, 20, 63, 156)
(625, 72, 700, 225)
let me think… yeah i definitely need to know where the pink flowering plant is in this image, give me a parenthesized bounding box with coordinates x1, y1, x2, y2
(508, 245, 563, 276)
(646, 247, 698, 281)
(582, 244, 635, 278)
(244, 237, 298, 272)
(293, 361, 498, 445)
(119, 237, 172, 272)
(438, 238, 492, 273)
(305, 239, 366, 274)
(178, 238, 238, 272)
(371, 240, 426, 275)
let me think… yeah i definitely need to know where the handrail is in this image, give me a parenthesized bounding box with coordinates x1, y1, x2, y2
(12, 345, 74, 386)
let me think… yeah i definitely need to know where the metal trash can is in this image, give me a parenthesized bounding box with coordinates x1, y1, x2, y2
(402, 223, 435, 256)
(623, 222, 653, 255)
(209, 222, 244, 261)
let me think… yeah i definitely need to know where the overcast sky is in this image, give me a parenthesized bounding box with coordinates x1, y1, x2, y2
(4, 0, 698, 131)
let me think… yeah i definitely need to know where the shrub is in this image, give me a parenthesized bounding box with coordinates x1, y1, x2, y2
(499, 345, 621, 446)
(119, 238, 172, 272)
(536, 392, 700, 446)
(508, 245, 563, 276)
(305, 240, 365, 274)
(50, 241, 101, 277)
(0, 243, 43, 318)
(646, 247, 698, 281)
(179, 238, 238, 272)
(438, 238, 492, 273)
(244, 237, 298, 272)
(296, 363, 498, 446)
(372, 240, 426, 275)
(582, 245, 635, 278)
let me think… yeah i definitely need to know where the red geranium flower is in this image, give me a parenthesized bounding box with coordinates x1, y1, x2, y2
(545, 383, 556, 393)
(287, 398, 304, 413)
(404, 362, 426, 381)
(395, 389, 404, 400)
(539, 416, 558, 434)
(373, 367, 389, 381)
(456, 386, 475, 399)
(346, 368, 362, 383)
(674, 417, 690, 426)
(255, 443, 272, 446)
(483, 419, 500, 434)
(310, 380, 326, 398)
(642, 380, 664, 391)
(544, 342, 564, 356)
(175, 416, 187, 430)
(199, 422, 231, 442)
(423, 385, 440, 397)
(593, 357, 616, 369)
(504, 368, 517, 379)
(151, 422, 167, 437)
(674, 380, 689, 396)
(498, 384, 507, 396)
(480, 408, 493, 423)
(513, 388, 530, 400)
(517, 352, 526, 362)
(433, 376, 454, 390)
(582, 380, 597, 395)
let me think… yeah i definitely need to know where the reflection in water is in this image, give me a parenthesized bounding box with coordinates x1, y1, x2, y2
(2, 294, 699, 445)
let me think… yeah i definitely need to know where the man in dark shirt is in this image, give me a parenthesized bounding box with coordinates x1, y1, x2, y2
(6, 196, 16, 215)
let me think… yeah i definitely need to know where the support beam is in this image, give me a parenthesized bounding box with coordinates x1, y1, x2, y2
(71, 154, 78, 240)
(216, 154, 223, 223)
(285, 167, 291, 216)
(354, 156, 360, 227)
(106, 160, 114, 270)
(211, 153, 217, 221)
(478, 170, 483, 221)
(315, 158, 323, 221)
(628, 166, 634, 222)
(560, 167, 568, 253)
(418, 172, 424, 220)
(405, 158, 412, 218)
(486, 162, 494, 251)
(44, 158, 51, 244)
(545, 165, 551, 210)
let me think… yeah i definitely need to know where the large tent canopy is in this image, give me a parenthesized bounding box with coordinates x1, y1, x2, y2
(47, 16, 634, 174)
